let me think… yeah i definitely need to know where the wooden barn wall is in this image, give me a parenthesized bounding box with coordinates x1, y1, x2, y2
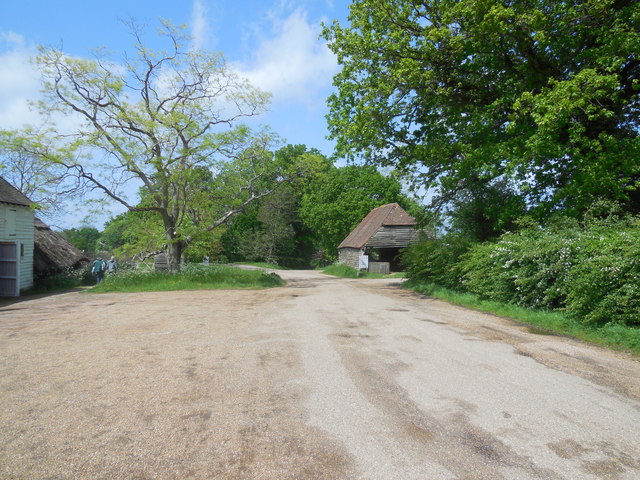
(365, 226, 418, 248)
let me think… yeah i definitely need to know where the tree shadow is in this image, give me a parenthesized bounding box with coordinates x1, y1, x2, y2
(0, 287, 90, 308)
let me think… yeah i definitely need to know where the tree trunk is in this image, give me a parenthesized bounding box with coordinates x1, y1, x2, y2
(161, 213, 183, 273)
(167, 240, 183, 273)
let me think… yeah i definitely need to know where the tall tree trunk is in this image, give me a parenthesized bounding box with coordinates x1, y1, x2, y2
(167, 240, 183, 273)
(161, 213, 183, 273)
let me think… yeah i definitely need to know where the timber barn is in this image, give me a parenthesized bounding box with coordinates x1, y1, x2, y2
(338, 203, 418, 272)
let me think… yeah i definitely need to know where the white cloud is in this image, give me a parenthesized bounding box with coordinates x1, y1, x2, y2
(233, 8, 338, 106)
(191, 0, 211, 51)
(0, 33, 41, 129)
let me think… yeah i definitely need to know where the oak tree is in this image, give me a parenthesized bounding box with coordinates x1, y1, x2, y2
(322, 0, 640, 217)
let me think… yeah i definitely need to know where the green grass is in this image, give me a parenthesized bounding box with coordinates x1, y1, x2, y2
(89, 264, 285, 293)
(404, 280, 640, 355)
(234, 262, 290, 270)
(322, 264, 405, 279)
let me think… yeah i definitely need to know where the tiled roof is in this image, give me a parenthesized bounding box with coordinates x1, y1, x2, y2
(0, 176, 32, 207)
(338, 203, 416, 249)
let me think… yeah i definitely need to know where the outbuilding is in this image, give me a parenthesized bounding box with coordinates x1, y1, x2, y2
(337, 203, 419, 272)
(0, 176, 35, 296)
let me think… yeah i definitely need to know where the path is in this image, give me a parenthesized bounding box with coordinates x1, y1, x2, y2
(0, 270, 638, 479)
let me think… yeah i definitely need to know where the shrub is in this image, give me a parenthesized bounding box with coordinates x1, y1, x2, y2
(460, 220, 582, 310)
(403, 235, 473, 290)
(32, 266, 94, 293)
(405, 210, 640, 327)
(564, 221, 640, 326)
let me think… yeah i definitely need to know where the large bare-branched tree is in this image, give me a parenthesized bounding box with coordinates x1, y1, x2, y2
(4, 21, 297, 271)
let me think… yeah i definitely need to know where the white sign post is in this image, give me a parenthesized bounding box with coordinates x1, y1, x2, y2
(358, 255, 369, 271)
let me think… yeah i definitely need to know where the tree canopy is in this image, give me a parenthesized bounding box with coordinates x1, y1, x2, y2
(322, 0, 640, 217)
(299, 164, 418, 258)
(1, 21, 302, 270)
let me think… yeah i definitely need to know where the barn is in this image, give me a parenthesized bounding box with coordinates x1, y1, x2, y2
(33, 218, 89, 280)
(0, 176, 35, 296)
(337, 203, 419, 272)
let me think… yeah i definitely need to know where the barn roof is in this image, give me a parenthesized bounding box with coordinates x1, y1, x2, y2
(338, 203, 416, 250)
(0, 176, 32, 207)
(34, 218, 89, 277)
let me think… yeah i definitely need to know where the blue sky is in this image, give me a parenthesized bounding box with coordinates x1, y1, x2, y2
(0, 0, 350, 226)
(1, 0, 349, 155)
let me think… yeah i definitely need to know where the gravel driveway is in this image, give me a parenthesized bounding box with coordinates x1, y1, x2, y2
(1, 270, 639, 479)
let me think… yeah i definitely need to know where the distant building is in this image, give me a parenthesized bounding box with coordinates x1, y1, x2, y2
(33, 218, 89, 281)
(337, 203, 419, 272)
(0, 176, 35, 296)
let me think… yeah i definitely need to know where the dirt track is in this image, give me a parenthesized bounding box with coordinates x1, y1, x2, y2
(1, 270, 639, 479)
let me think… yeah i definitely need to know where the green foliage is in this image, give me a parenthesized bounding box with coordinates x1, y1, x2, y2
(323, 0, 640, 216)
(405, 204, 640, 327)
(31, 266, 94, 293)
(447, 176, 528, 241)
(221, 144, 332, 268)
(100, 210, 165, 260)
(0, 130, 83, 217)
(62, 226, 101, 254)
(6, 21, 295, 272)
(403, 235, 473, 290)
(564, 219, 640, 326)
(322, 264, 361, 278)
(300, 165, 418, 258)
(91, 264, 284, 293)
(322, 263, 403, 279)
(458, 215, 639, 326)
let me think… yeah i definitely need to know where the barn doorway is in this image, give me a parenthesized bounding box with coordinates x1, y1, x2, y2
(0, 242, 19, 296)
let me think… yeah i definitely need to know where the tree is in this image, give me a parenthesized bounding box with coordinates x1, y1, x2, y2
(222, 144, 333, 267)
(447, 175, 528, 242)
(299, 165, 418, 258)
(3, 21, 296, 271)
(322, 0, 640, 217)
(236, 188, 297, 264)
(63, 226, 101, 254)
(0, 131, 84, 220)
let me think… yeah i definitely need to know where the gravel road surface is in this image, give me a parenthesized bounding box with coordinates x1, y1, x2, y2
(1, 269, 639, 479)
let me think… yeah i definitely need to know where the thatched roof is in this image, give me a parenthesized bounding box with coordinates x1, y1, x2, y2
(338, 203, 417, 250)
(34, 218, 89, 277)
(0, 176, 32, 207)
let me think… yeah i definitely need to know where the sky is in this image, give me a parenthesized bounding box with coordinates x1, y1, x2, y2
(0, 0, 351, 227)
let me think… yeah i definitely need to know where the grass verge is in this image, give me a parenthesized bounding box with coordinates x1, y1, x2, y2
(235, 262, 290, 270)
(322, 264, 405, 279)
(404, 280, 640, 355)
(90, 264, 285, 293)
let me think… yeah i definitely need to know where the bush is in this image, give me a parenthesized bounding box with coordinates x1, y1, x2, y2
(403, 235, 473, 290)
(564, 221, 640, 326)
(460, 220, 582, 310)
(404, 211, 640, 327)
(32, 266, 94, 293)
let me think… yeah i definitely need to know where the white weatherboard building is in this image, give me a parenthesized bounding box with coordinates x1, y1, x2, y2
(0, 177, 35, 296)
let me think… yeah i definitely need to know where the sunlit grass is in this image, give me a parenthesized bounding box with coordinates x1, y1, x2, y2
(234, 262, 290, 270)
(89, 264, 285, 293)
(322, 264, 405, 279)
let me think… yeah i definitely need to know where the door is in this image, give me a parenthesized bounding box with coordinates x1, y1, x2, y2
(0, 242, 19, 296)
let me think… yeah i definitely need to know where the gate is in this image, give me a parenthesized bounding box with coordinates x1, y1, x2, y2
(0, 242, 19, 296)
